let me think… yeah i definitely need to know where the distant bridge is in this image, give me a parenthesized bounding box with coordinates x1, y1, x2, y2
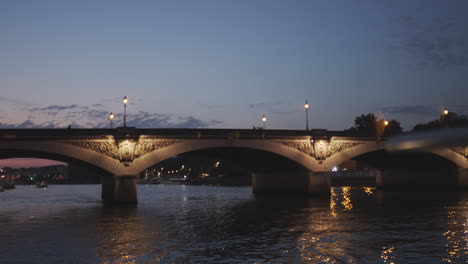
(1, 128, 467, 203)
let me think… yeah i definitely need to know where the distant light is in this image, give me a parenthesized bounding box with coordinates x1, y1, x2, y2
(304, 100, 309, 109)
(384, 120, 389, 126)
(443, 108, 448, 115)
(310, 139, 314, 143)
(109, 113, 114, 120)
(123, 96, 128, 104)
(262, 115, 266, 122)
(332, 166, 338, 172)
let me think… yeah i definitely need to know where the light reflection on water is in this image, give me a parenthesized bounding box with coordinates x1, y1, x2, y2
(0, 185, 467, 264)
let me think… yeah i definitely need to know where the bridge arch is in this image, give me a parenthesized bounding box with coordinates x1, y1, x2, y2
(323, 143, 467, 170)
(0, 140, 125, 176)
(130, 139, 324, 175)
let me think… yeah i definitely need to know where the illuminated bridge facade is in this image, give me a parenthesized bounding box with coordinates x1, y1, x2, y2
(1, 128, 467, 203)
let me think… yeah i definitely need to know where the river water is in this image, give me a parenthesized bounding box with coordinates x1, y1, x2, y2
(0, 184, 466, 264)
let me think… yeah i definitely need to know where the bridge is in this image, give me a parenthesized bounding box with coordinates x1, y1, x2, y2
(1, 128, 467, 204)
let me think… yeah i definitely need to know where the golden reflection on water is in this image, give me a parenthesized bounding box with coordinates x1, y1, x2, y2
(96, 209, 166, 264)
(330, 188, 337, 217)
(330, 187, 354, 217)
(442, 206, 468, 263)
(380, 246, 396, 264)
(341, 187, 353, 211)
(362, 187, 375, 196)
(297, 187, 358, 263)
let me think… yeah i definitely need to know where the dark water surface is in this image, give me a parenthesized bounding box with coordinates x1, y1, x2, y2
(0, 185, 466, 264)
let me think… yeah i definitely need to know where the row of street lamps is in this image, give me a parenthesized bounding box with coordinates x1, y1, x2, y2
(108, 97, 310, 130)
(108, 96, 129, 129)
(107, 98, 450, 131)
(261, 100, 310, 130)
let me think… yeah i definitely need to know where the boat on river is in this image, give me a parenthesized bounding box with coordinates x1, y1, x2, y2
(36, 181, 48, 188)
(0, 179, 15, 189)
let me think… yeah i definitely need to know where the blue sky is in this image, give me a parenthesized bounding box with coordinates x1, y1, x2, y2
(1, 0, 468, 131)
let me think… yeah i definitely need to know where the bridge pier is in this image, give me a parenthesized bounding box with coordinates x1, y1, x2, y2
(458, 168, 468, 188)
(252, 171, 330, 196)
(101, 175, 138, 204)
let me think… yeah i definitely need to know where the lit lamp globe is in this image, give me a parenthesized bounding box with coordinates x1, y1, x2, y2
(122, 96, 128, 128)
(109, 112, 114, 128)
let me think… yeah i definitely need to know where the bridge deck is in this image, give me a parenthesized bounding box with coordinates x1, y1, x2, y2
(0, 128, 369, 140)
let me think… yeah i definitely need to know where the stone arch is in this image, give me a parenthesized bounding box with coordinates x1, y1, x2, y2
(323, 142, 468, 170)
(0, 140, 124, 175)
(130, 139, 324, 175)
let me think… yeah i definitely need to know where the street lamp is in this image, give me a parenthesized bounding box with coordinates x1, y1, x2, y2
(384, 120, 389, 126)
(122, 96, 128, 128)
(109, 112, 114, 128)
(304, 100, 309, 131)
(442, 108, 449, 128)
(262, 115, 266, 129)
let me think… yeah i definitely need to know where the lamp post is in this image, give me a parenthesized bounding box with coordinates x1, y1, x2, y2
(262, 115, 266, 129)
(304, 100, 309, 131)
(442, 108, 449, 128)
(109, 112, 114, 129)
(122, 96, 128, 128)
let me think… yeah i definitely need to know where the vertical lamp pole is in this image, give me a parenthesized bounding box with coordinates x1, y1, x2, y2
(443, 108, 449, 128)
(304, 100, 309, 131)
(122, 96, 128, 128)
(262, 115, 266, 129)
(109, 112, 114, 129)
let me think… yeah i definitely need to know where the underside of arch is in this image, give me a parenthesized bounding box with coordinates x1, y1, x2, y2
(0, 141, 123, 175)
(131, 139, 323, 175)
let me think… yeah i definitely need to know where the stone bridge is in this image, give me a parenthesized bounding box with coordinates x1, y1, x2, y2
(1, 128, 467, 203)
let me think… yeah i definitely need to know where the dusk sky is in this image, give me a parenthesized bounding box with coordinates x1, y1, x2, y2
(1, 1, 468, 167)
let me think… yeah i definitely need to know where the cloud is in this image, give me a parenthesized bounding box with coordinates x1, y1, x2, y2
(395, 16, 468, 68)
(248, 102, 267, 109)
(30, 104, 80, 112)
(381, 105, 436, 116)
(0, 101, 223, 129)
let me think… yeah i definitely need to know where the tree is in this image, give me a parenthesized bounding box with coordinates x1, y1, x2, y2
(345, 113, 377, 137)
(382, 120, 403, 137)
(346, 113, 403, 138)
(413, 112, 468, 131)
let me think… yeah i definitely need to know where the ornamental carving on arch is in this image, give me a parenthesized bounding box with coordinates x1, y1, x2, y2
(326, 141, 362, 157)
(65, 138, 182, 166)
(276, 140, 315, 157)
(276, 139, 362, 161)
(450, 145, 468, 159)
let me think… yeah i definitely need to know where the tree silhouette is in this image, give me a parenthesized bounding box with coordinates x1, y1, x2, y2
(346, 113, 403, 138)
(413, 112, 468, 131)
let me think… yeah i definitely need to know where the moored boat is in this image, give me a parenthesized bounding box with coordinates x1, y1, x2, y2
(0, 179, 15, 189)
(36, 181, 48, 188)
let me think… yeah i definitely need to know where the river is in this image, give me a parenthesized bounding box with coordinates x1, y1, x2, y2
(0, 185, 466, 263)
